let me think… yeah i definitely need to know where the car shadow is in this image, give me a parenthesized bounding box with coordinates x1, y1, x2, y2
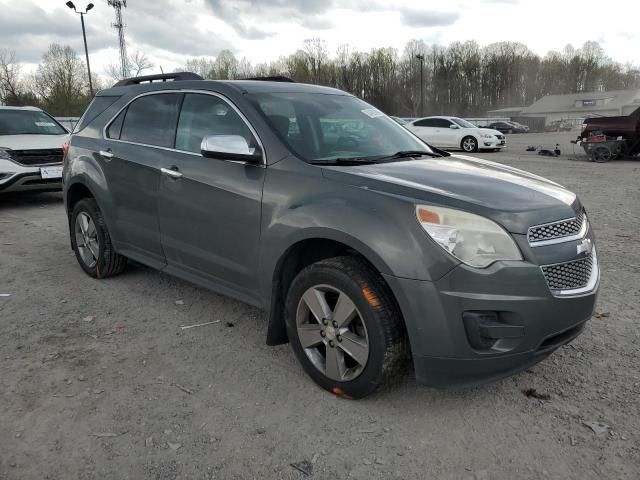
(0, 191, 63, 210)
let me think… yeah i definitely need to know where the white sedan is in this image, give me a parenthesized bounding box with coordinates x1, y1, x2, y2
(406, 116, 506, 152)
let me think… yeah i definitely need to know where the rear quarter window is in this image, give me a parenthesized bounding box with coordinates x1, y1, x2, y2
(74, 96, 121, 133)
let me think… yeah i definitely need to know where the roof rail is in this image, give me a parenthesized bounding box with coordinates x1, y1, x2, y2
(242, 76, 296, 83)
(113, 72, 203, 87)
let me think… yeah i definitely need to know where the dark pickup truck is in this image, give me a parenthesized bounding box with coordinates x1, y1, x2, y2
(580, 106, 640, 156)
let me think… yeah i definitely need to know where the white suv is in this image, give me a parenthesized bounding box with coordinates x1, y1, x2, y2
(0, 106, 69, 193)
(406, 116, 506, 152)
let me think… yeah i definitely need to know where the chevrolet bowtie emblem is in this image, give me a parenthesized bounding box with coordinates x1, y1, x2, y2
(577, 238, 593, 256)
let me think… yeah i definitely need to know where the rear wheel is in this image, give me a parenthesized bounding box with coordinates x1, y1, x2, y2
(70, 198, 127, 278)
(592, 146, 612, 163)
(285, 256, 409, 399)
(461, 136, 478, 153)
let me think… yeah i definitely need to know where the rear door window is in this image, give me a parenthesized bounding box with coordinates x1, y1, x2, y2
(433, 118, 453, 128)
(119, 93, 182, 148)
(413, 119, 435, 127)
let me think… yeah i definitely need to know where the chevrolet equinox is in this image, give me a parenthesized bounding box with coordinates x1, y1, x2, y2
(63, 73, 599, 398)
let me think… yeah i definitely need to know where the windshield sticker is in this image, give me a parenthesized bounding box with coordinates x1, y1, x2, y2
(361, 108, 384, 118)
(35, 122, 56, 127)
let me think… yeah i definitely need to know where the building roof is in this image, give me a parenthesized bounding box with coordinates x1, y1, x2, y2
(487, 106, 525, 114)
(521, 88, 640, 114)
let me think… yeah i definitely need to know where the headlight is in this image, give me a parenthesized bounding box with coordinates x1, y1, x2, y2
(415, 205, 522, 268)
(0, 148, 13, 160)
(482, 133, 494, 139)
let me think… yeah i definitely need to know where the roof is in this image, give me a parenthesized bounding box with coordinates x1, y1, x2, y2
(521, 88, 640, 114)
(487, 107, 525, 114)
(99, 79, 347, 97)
(0, 105, 41, 111)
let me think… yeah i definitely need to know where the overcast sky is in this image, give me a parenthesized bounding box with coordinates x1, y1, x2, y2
(1, 0, 638, 77)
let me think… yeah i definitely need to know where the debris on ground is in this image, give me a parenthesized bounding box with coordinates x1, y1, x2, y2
(90, 432, 126, 438)
(582, 421, 610, 435)
(593, 312, 611, 319)
(0, 293, 12, 297)
(145, 436, 153, 447)
(175, 300, 184, 305)
(113, 321, 127, 333)
(171, 383, 193, 395)
(256, 427, 266, 435)
(168, 442, 182, 451)
(375, 458, 386, 465)
(226, 321, 235, 327)
(180, 320, 220, 330)
(290, 460, 313, 476)
(522, 388, 551, 400)
(83, 315, 95, 322)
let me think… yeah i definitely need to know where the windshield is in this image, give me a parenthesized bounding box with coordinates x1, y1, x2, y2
(249, 93, 432, 162)
(0, 110, 67, 136)
(451, 118, 476, 129)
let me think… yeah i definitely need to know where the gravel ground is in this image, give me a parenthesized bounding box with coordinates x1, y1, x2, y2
(1, 132, 639, 479)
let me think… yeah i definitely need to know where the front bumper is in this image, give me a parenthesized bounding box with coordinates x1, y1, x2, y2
(479, 137, 506, 149)
(0, 159, 62, 193)
(384, 258, 598, 387)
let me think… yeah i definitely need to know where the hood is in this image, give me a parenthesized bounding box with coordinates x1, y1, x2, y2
(0, 134, 69, 150)
(322, 154, 580, 234)
(477, 128, 502, 136)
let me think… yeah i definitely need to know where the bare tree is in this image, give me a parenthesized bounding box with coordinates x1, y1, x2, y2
(34, 44, 91, 116)
(0, 49, 23, 105)
(129, 51, 154, 77)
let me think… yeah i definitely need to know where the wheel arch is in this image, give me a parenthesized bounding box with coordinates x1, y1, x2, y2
(265, 233, 400, 346)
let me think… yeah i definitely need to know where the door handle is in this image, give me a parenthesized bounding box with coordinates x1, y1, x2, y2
(161, 167, 183, 179)
(99, 149, 114, 160)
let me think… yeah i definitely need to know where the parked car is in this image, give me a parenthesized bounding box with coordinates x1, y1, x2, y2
(545, 120, 573, 132)
(511, 121, 530, 132)
(406, 116, 506, 152)
(488, 121, 527, 134)
(0, 106, 69, 193)
(64, 73, 598, 398)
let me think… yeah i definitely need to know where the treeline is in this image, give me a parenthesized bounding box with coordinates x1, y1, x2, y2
(184, 39, 640, 117)
(2, 39, 639, 118)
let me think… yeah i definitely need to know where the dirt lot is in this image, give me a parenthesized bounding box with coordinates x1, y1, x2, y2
(1, 132, 639, 479)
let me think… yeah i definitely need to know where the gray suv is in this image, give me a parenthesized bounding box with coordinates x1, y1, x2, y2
(63, 73, 599, 398)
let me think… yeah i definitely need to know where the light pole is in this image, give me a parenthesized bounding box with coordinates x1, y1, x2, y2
(415, 54, 425, 117)
(66, 1, 95, 96)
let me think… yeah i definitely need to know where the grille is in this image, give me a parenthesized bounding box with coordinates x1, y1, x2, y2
(10, 149, 63, 166)
(541, 254, 593, 291)
(528, 211, 585, 244)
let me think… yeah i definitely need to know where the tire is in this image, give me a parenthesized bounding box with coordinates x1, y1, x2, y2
(70, 198, 127, 278)
(461, 136, 478, 153)
(284, 256, 409, 399)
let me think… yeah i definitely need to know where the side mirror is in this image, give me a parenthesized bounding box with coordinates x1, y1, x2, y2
(449, 124, 459, 129)
(201, 135, 262, 163)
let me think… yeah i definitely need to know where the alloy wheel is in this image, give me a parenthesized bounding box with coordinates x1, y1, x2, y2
(295, 284, 370, 382)
(462, 137, 477, 152)
(74, 212, 99, 268)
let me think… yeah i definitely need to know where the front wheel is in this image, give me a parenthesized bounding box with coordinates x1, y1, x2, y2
(70, 198, 127, 278)
(461, 136, 478, 152)
(285, 256, 409, 399)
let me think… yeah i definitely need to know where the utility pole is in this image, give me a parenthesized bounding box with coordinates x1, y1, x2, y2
(66, 2, 95, 96)
(415, 54, 425, 117)
(108, 0, 128, 78)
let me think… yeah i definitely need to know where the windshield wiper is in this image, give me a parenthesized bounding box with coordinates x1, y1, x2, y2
(381, 150, 441, 160)
(309, 157, 380, 166)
